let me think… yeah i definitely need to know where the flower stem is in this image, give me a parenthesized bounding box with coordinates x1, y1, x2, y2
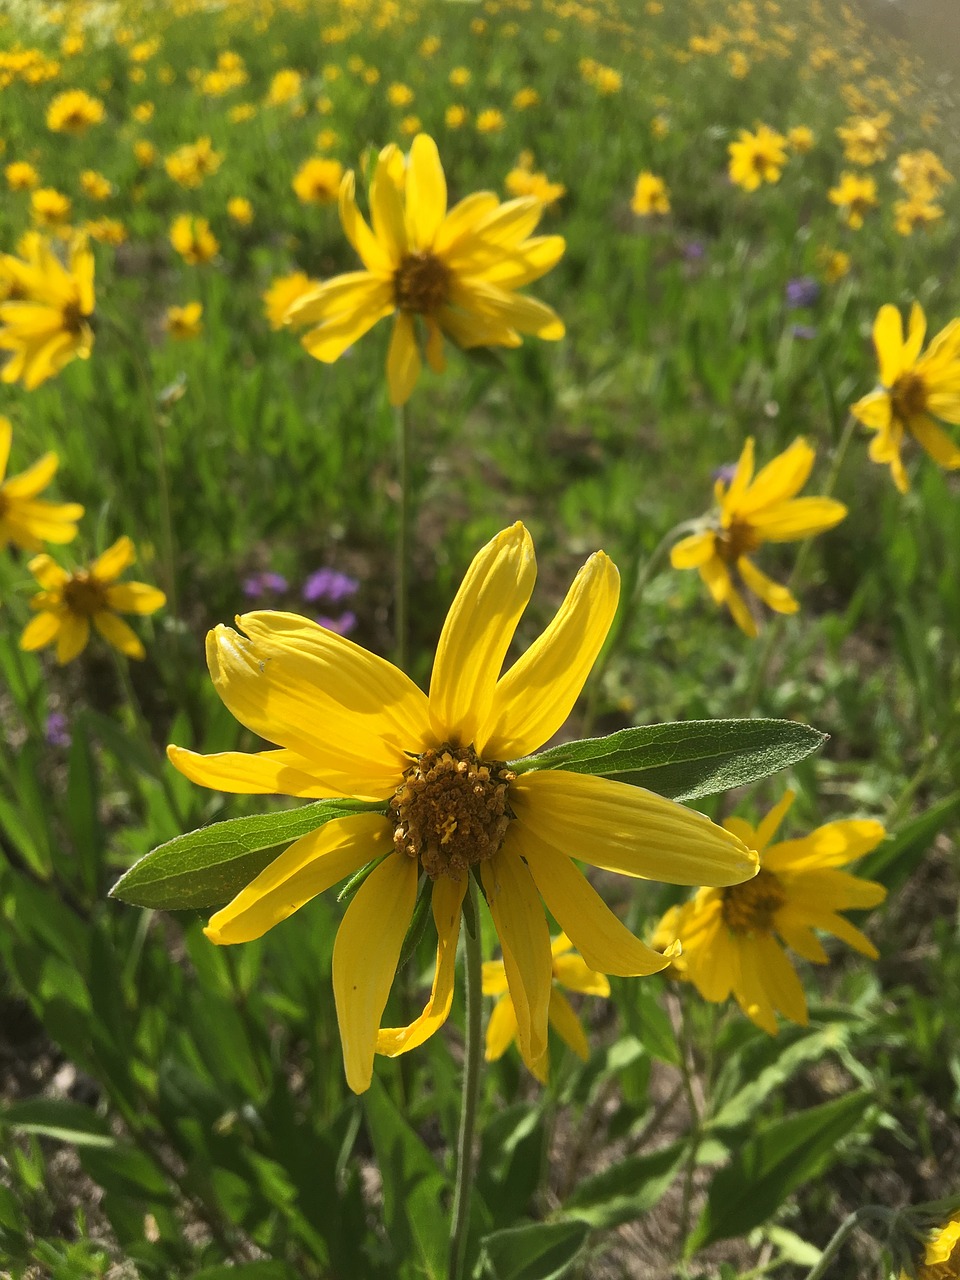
(394, 401, 411, 672)
(801, 1205, 896, 1280)
(112, 651, 186, 829)
(584, 517, 704, 732)
(448, 877, 483, 1280)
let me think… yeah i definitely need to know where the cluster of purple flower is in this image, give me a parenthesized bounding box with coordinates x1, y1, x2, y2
(242, 566, 359, 635)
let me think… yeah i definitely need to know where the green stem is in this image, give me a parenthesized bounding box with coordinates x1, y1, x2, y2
(584, 517, 704, 732)
(886, 726, 958, 829)
(394, 401, 411, 672)
(112, 652, 186, 829)
(801, 1205, 896, 1280)
(742, 414, 858, 713)
(675, 996, 703, 1257)
(448, 877, 483, 1280)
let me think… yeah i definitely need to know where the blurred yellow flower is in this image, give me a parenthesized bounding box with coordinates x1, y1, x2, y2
(670, 437, 847, 637)
(787, 125, 814, 152)
(505, 167, 566, 208)
(133, 101, 154, 123)
(0, 416, 83, 552)
(289, 134, 566, 406)
(513, 87, 540, 110)
(266, 68, 302, 106)
(134, 140, 157, 168)
(728, 124, 788, 191)
(263, 271, 317, 329)
(316, 128, 339, 151)
(893, 149, 952, 201)
(6, 161, 39, 191)
(84, 218, 127, 246)
(836, 112, 891, 166)
(229, 103, 257, 124)
(631, 171, 671, 216)
(167, 523, 756, 1093)
(445, 104, 468, 129)
(400, 115, 422, 137)
(651, 113, 670, 139)
(31, 188, 71, 228)
(901, 1216, 960, 1279)
(851, 303, 960, 492)
(80, 170, 112, 201)
(165, 137, 223, 189)
(828, 171, 878, 228)
(654, 791, 885, 1035)
(387, 82, 414, 107)
(46, 89, 104, 134)
(484, 934, 610, 1081)
(227, 196, 253, 225)
(169, 215, 219, 265)
(0, 234, 95, 389)
(166, 301, 203, 340)
(292, 156, 344, 205)
(449, 66, 471, 87)
(476, 109, 506, 134)
(817, 247, 851, 283)
(22, 536, 165, 664)
(729, 50, 750, 78)
(893, 197, 943, 237)
(595, 66, 623, 94)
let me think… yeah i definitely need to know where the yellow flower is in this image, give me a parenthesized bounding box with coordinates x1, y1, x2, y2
(6, 161, 39, 192)
(449, 66, 471, 87)
(166, 527, 757, 1095)
(228, 104, 257, 124)
(0, 416, 83, 551)
(476, 109, 506, 134)
(0, 234, 95, 390)
(902, 1216, 960, 1278)
(46, 89, 105, 134)
(894, 149, 952, 200)
(316, 128, 339, 151)
(227, 196, 253, 226)
(445, 104, 468, 129)
(728, 125, 788, 191)
(851, 303, 960, 493)
(133, 101, 154, 123)
(165, 137, 222, 189)
(419, 36, 441, 57)
(165, 301, 203, 340)
(169, 215, 219, 265)
(387, 82, 414, 107)
(512, 87, 540, 110)
(504, 168, 566, 208)
(654, 791, 885, 1035)
(670, 437, 847, 637)
(836, 112, 891, 166)
(80, 170, 113, 201)
(84, 218, 127, 246)
(631, 171, 671, 216)
(292, 156, 344, 205)
(828, 172, 878, 228)
(817, 247, 850, 283)
(729, 50, 750, 78)
(651, 114, 670, 139)
(266, 68, 302, 106)
(288, 134, 566, 406)
(595, 66, 623, 94)
(22, 536, 165, 664)
(31, 188, 72, 228)
(400, 115, 422, 137)
(893, 197, 944, 237)
(787, 125, 814, 152)
(262, 271, 317, 329)
(134, 140, 157, 168)
(484, 933, 610, 1081)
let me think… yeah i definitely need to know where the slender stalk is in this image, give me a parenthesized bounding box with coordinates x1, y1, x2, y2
(801, 1205, 896, 1280)
(112, 652, 186, 829)
(448, 877, 483, 1280)
(674, 995, 703, 1256)
(394, 401, 411, 672)
(584, 517, 704, 732)
(742, 414, 858, 713)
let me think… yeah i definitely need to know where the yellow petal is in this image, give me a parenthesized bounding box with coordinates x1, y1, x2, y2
(428, 522, 536, 748)
(300, 291, 394, 363)
(480, 840, 552, 1066)
(732, 940, 780, 1035)
(722, 437, 755, 515)
(27, 552, 69, 589)
(405, 134, 447, 251)
(369, 144, 408, 265)
(763, 818, 885, 872)
(911, 415, 960, 468)
(725, 581, 759, 637)
(774, 912, 829, 964)
(91, 535, 136, 583)
(808, 910, 879, 959)
(20, 609, 60, 651)
(290, 272, 393, 327)
(436, 303, 521, 351)
(213, 612, 429, 773)
(754, 790, 797, 851)
(699, 554, 732, 605)
(785, 867, 887, 911)
(902, 300, 927, 368)
(166, 743, 391, 800)
(2, 450, 58, 498)
(376, 874, 466, 1056)
(481, 959, 510, 997)
(683, 905, 738, 1003)
(474, 236, 566, 290)
(105, 581, 166, 615)
(738, 438, 815, 513)
(752, 934, 808, 1027)
(737, 557, 799, 614)
(517, 824, 673, 976)
(207, 812, 389, 945)
(510, 770, 758, 887)
(424, 316, 445, 373)
(338, 171, 394, 275)
(386, 312, 421, 406)
(56, 613, 90, 663)
(333, 850, 418, 1094)
(851, 389, 892, 431)
(94, 611, 145, 660)
(464, 196, 543, 251)
(4, 500, 83, 545)
(480, 550, 620, 759)
(0, 415, 10, 481)
(432, 191, 501, 257)
(449, 278, 564, 340)
(873, 304, 905, 387)
(552, 954, 610, 997)
(670, 531, 716, 569)
(548, 988, 589, 1061)
(747, 497, 848, 542)
(484, 994, 519, 1061)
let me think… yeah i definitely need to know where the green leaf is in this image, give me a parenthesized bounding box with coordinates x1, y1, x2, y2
(477, 1220, 590, 1280)
(188, 1267, 300, 1280)
(363, 1078, 449, 1280)
(560, 1140, 685, 1229)
(67, 724, 103, 896)
(2, 1099, 115, 1149)
(110, 798, 384, 910)
(686, 1091, 874, 1253)
(709, 1027, 849, 1133)
(511, 720, 827, 800)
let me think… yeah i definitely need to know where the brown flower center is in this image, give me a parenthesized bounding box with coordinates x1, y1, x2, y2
(61, 299, 85, 335)
(716, 518, 760, 563)
(62, 572, 108, 617)
(891, 370, 928, 421)
(393, 252, 450, 314)
(391, 744, 514, 881)
(721, 868, 786, 935)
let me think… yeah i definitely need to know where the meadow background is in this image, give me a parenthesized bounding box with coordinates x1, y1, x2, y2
(0, 0, 959, 1277)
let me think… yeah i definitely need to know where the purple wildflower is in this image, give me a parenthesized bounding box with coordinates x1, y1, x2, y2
(785, 276, 820, 309)
(302, 568, 359, 604)
(242, 571, 289, 598)
(316, 611, 357, 636)
(45, 712, 71, 748)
